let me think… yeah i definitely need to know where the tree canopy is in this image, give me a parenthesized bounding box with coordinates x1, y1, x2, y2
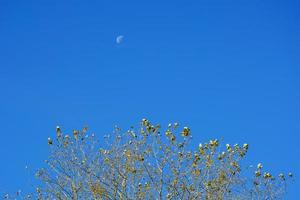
(4, 119, 292, 200)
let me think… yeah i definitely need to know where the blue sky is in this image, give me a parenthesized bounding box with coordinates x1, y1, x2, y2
(0, 0, 299, 198)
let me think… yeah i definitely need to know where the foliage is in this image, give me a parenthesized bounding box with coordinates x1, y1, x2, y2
(3, 119, 292, 200)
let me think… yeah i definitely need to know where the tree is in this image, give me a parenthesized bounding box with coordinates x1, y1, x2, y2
(3, 119, 292, 200)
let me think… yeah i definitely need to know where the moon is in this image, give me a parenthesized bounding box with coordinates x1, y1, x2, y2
(116, 35, 124, 44)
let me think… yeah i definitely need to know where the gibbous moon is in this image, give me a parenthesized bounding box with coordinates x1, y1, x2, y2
(116, 35, 124, 44)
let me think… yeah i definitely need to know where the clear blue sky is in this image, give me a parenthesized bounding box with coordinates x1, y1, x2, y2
(0, 0, 299, 198)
